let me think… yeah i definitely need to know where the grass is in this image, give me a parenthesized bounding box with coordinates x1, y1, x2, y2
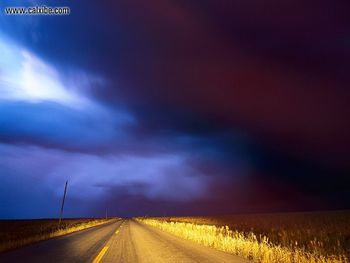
(0, 218, 117, 253)
(138, 210, 349, 263)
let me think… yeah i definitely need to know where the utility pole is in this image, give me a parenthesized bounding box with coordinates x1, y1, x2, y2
(105, 208, 108, 219)
(58, 180, 68, 226)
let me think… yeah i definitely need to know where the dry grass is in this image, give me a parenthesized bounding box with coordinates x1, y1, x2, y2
(0, 218, 117, 253)
(138, 211, 349, 263)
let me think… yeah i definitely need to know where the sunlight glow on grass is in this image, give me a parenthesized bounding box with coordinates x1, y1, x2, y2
(138, 218, 348, 263)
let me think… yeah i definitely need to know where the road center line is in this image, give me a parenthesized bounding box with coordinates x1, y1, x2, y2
(115, 230, 119, 234)
(92, 246, 108, 263)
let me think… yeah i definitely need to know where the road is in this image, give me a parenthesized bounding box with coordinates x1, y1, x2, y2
(0, 219, 250, 263)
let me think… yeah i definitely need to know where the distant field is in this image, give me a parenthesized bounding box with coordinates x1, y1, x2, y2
(140, 210, 350, 262)
(0, 218, 115, 253)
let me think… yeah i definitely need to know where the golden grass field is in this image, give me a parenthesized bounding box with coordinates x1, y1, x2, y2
(0, 218, 115, 253)
(138, 210, 350, 263)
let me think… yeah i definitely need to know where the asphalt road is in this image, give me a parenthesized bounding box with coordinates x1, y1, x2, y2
(0, 219, 250, 263)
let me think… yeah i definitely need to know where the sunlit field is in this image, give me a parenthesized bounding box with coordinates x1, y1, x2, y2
(0, 218, 116, 253)
(138, 210, 350, 263)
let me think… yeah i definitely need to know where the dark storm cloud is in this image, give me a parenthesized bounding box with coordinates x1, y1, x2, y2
(0, 101, 133, 151)
(6, 0, 346, 169)
(0, 0, 349, 217)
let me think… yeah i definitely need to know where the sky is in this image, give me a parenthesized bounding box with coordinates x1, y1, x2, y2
(0, 0, 349, 219)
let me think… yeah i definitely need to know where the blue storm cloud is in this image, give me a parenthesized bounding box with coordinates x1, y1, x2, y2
(0, 143, 210, 218)
(2, 1, 347, 218)
(0, 31, 217, 218)
(0, 101, 133, 149)
(0, 31, 134, 150)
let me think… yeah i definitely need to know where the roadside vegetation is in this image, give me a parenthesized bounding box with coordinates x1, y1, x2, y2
(0, 218, 117, 253)
(138, 210, 349, 263)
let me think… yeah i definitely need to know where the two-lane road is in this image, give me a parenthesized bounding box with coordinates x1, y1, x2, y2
(0, 219, 249, 263)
